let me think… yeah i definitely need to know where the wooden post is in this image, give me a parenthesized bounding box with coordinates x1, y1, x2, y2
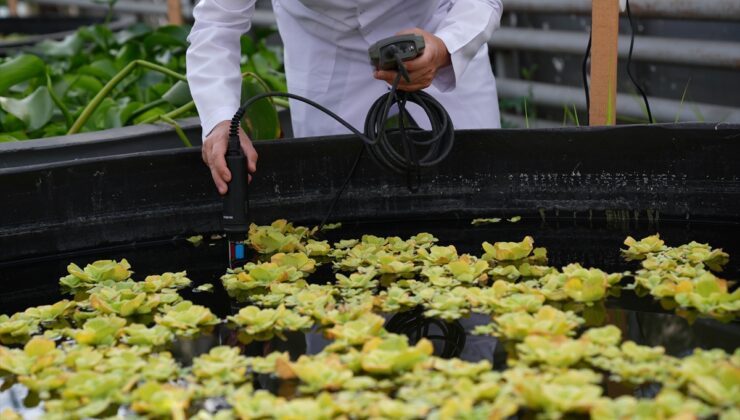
(8, 0, 19, 17)
(589, 0, 620, 125)
(167, 0, 184, 25)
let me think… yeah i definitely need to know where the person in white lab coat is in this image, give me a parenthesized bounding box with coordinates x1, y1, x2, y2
(187, 0, 503, 194)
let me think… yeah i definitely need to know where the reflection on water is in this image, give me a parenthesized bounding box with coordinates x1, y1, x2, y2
(0, 217, 739, 417)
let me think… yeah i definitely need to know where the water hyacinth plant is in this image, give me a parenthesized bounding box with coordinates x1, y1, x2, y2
(0, 24, 287, 142)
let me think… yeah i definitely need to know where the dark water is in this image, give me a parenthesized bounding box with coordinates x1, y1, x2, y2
(0, 217, 739, 416)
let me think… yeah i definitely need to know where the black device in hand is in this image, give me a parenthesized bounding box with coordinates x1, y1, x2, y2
(222, 131, 249, 267)
(368, 34, 425, 71)
(223, 32, 450, 267)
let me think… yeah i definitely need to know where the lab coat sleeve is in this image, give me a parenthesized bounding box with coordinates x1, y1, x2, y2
(186, 0, 256, 141)
(432, 0, 503, 92)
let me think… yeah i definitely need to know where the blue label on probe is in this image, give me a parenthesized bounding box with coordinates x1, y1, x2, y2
(235, 243, 245, 260)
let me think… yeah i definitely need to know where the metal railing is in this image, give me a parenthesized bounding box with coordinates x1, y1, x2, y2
(504, 0, 740, 21)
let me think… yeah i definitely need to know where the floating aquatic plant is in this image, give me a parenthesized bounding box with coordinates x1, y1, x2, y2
(154, 301, 219, 335)
(131, 380, 192, 420)
(505, 367, 603, 417)
(482, 236, 534, 261)
(192, 345, 250, 385)
(1, 221, 739, 419)
(227, 304, 312, 342)
(359, 335, 433, 375)
(120, 323, 174, 347)
(193, 283, 214, 293)
(626, 235, 737, 320)
(417, 245, 459, 265)
(59, 259, 132, 289)
(0, 300, 74, 345)
(670, 348, 740, 408)
(66, 315, 127, 346)
(140, 271, 192, 292)
(471, 218, 502, 225)
(221, 261, 304, 295)
(248, 220, 311, 254)
(305, 239, 332, 257)
(538, 263, 625, 304)
(622, 234, 667, 259)
(335, 269, 379, 289)
(591, 389, 714, 420)
(277, 353, 354, 393)
(474, 305, 584, 340)
(325, 312, 386, 349)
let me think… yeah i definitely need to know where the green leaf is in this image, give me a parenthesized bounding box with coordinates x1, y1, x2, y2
(0, 55, 47, 95)
(78, 25, 115, 51)
(68, 315, 126, 346)
(0, 134, 20, 142)
(251, 53, 287, 92)
(0, 111, 26, 133)
(115, 43, 144, 70)
(119, 101, 143, 125)
(133, 107, 166, 124)
(471, 218, 501, 226)
(83, 97, 116, 131)
(162, 81, 192, 107)
(256, 41, 283, 70)
(240, 34, 257, 56)
(78, 59, 118, 80)
(59, 258, 132, 289)
(142, 26, 188, 53)
(35, 33, 84, 57)
(253, 27, 278, 42)
(41, 122, 69, 138)
(0, 87, 55, 131)
(81, 97, 140, 131)
(65, 74, 105, 97)
(115, 23, 153, 45)
(240, 74, 280, 140)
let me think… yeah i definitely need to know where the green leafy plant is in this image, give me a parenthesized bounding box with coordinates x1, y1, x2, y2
(359, 334, 433, 375)
(227, 304, 312, 342)
(1, 221, 738, 419)
(120, 323, 173, 347)
(475, 305, 584, 340)
(130, 380, 192, 420)
(192, 346, 250, 385)
(66, 315, 126, 346)
(154, 301, 220, 335)
(0, 24, 286, 142)
(59, 259, 132, 289)
(482, 236, 535, 262)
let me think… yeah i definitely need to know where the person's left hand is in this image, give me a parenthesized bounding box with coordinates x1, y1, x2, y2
(373, 28, 451, 92)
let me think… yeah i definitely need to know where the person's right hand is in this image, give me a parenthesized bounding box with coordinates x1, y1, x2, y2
(202, 120, 258, 195)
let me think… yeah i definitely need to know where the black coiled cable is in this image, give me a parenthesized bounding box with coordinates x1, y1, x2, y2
(386, 308, 466, 358)
(228, 59, 455, 228)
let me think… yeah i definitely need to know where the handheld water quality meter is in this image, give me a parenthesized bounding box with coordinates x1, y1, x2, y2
(369, 34, 425, 70)
(223, 135, 249, 267)
(224, 33, 448, 268)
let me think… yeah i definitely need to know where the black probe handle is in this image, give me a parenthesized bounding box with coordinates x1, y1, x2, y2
(222, 151, 249, 239)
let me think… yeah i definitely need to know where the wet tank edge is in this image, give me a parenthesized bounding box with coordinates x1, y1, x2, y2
(1, 125, 739, 263)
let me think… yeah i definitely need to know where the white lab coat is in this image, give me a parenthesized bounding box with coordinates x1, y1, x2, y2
(187, 0, 503, 140)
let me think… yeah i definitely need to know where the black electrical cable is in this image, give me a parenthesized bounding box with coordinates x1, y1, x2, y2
(386, 309, 466, 358)
(583, 0, 653, 125)
(229, 57, 455, 230)
(582, 30, 592, 125)
(625, 0, 654, 123)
